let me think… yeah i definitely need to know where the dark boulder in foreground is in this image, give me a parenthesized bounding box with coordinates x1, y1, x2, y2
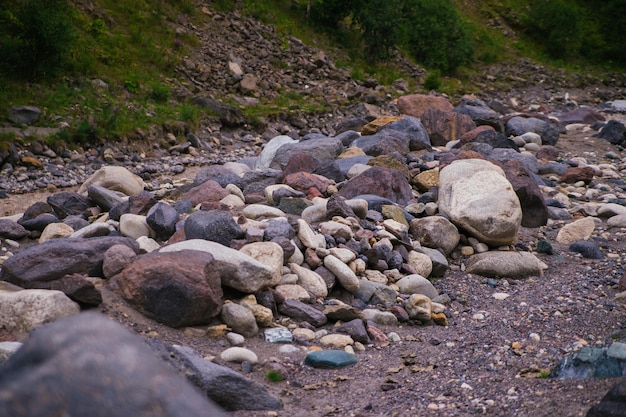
(586, 379, 626, 417)
(0, 312, 227, 417)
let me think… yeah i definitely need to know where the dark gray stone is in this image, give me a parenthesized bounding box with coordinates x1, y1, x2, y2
(0, 312, 227, 417)
(0, 236, 140, 286)
(147, 201, 179, 241)
(278, 299, 327, 327)
(7, 105, 41, 125)
(87, 184, 126, 211)
(587, 380, 626, 417)
(184, 210, 244, 247)
(505, 116, 560, 146)
(336, 318, 370, 344)
(378, 116, 431, 151)
(569, 241, 603, 259)
(0, 219, 28, 239)
(47, 192, 95, 219)
(269, 137, 343, 169)
(595, 119, 626, 147)
(454, 99, 502, 130)
(304, 350, 358, 368)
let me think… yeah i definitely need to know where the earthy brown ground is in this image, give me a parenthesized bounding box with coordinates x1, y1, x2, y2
(2, 124, 626, 417)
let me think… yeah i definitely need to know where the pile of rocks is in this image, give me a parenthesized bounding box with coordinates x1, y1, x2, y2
(2, 93, 626, 413)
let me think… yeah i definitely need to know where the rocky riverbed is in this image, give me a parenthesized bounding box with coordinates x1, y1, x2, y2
(1, 92, 626, 417)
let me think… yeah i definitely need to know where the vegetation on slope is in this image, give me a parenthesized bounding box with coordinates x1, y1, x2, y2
(0, 0, 624, 147)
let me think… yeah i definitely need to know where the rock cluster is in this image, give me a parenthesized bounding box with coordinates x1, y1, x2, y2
(2, 93, 626, 413)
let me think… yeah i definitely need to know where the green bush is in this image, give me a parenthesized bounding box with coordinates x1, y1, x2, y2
(0, 0, 76, 79)
(401, 0, 474, 73)
(523, 0, 582, 59)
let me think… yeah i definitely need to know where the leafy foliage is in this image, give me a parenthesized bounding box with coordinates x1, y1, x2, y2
(0, 0, 76, 79)
(523, 0, 582, 59)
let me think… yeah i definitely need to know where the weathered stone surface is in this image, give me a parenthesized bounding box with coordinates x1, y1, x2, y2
(438, 159, 522, 246)
(0, 312, 227, 416)
(397, 94, 453, 118)
(7, 105, 41, 124)
(421, 108, 476, 146)
(454, 98, 501, 130)
(78, 166, 146, 196)
(502, 159, 549, 228)
(338, 166, 414, 206)
(377, 116, 431, 151)
(47, 192, 94, 219)
(409, 216, 460, 255)
(182, 180, 230, 206)
(161, 240, 275, 293)
(0, 282, 80, 333)
(255, 135, 299, 170)
(396, 274, 439, 299)
(240, 242, 284, 287)
(278, 299, 327, 327)
(184, 210, 244, 246)
(147, 201, 179, 241)
(0, 236, 139, 287)
(119, 213, 151, 239)
(290, 263, 328, 298)
(556, 217, 596, 244)
(110, 250, 222, 327)
(595, 119, 626, 147)
(102, 244, 138, 279)
(39, 222, 74, 243)
(323, 255, 360, 293)
(505, 116, 560, 146)
(0, 219, 28, 239)
(466, 251, 547, 279)
(269, 137, 343, 170)
(585, 379, 626, 417)
(220, 302, 258, 336)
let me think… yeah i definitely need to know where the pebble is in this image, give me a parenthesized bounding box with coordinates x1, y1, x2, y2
(220, 347, 259, 364)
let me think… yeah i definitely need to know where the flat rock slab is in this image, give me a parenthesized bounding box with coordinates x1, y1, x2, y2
(304, 350, 358, 368)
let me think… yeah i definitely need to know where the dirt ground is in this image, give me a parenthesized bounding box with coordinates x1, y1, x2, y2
(2, 123, 626, 416)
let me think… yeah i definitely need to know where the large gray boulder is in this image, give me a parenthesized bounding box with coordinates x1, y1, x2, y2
(0, 312, 227, 417)
(438, 159, 522, 246)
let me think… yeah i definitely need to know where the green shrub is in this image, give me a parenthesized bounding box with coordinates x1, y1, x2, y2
(523, 0, 582, 59)
(423, 71, 441, 91)
(401, 0, 474, 73)
(148, 83, 171, 103)
(0, 0, 76, 79)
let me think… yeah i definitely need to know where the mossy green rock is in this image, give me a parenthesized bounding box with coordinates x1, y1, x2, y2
(304, 350, 358, 368)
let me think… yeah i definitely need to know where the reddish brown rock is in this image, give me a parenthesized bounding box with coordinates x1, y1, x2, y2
(502, 160, 549, 228)
(535, 145, 560, 161)
(366, 323, 389, 344)
(421, 108, 476, 146)
(397, 94, 453, 118)
(560, 166, 597, 184)
(338, 166, 414, 206)
(283, 172, 333, 195)
(459, 125, 495, 144)
(182, 180, 230, 206)
(110, 250, 223, 328)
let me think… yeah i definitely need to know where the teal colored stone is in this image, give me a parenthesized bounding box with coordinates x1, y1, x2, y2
(595, 358, 622, 379)
(607, 342, 626, 360)
(574, 347, 605, 364)
(304, 350, 358, 368)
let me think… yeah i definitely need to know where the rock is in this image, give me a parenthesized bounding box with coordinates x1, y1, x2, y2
(505, 116, 560, 146)
(556, 217, 596, 244)
(397, 94, 453, 118)
(0, 341, 22, 363)
(47, 192, 94, 219)
(269, 137, 343, 170)
(30, 273, 102, 307)
(0, 219, 28, 240)
(501, 160, 548, 228)
(102, 244, 138, 278)
(569, 241, 603, 259)
(161, 240, 275, 293)
(0, 236, 139, 287)
(336, 318, 370, 344)
(466, 251, 547, 278)
(304, 350, 358, 368)
(146, 201, 179, 241)
(38, 222, 74, 243)
(119, 213, 151, 239)
(240, 242, 284, 287)
(362, 309, 398, 325)
(87, 184, 126, 211)
(405, 293, 432, 321)
(323, 255, 360, 293)
(181, 180, 230, 206)
(7, 105, 41, 124)
(351, 130, 409, 157)
(586, 379, 626, 417)
(320, 334, 354, 348)
(409, 216, 460, 255)
(192, 96, 245, 127)
(255, 135, 299, 170)
(0, 312, 227, 416)
(396, 274, 439, 299)
(560, 166, 597, 184)
(595, 119, 626, 147)
(278, 299, 327, 327)
(438, 159, 522, 246)
(289, 263, 328, 298)
(0, 282, 80, 332)
(421, 108, 476, 146)
(297, 218, 325, 249)
(221, 302, 258, 337)
(110, 250, 222, 327)
(274, 284, 312, 302)
(338, 166, 414, 206)
(240, 295, 274, 327)
(78, 166, 146, 196)
(184, 210, 244, 246)
(406, 250, 433, 278)
(454, 98, 501, 129)
(323, 301, 362, 322)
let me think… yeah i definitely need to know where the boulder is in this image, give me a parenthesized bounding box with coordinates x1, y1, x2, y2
(421, 108, 476, 146)
(110, 250, 222, 327)
(505, 116, 560, 146)
(438, 159, 522, 246)
(161, 240, 275, 293)
(466, 251, 547, 278)
(0, 236, 139, 287)
(338, 166, 414, 206)
(184, 210, 244, 246)
(397, 94, 453, 118)
(0, 312, 227, 416)
(409, 216, 460, 255)
(501, 160, 548, 228)
(269, 137, 343, 170)
(78, 166, 146, 196)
